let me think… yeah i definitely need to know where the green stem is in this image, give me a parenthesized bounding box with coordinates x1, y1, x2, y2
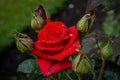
(29, 52, 37, 59)
(64, 72, 73, 80)
(91, 71, 96, 80)
(58, 72, 63, 80)
(76, 73, 82, 80)
(98, 60, 105, 80)
(46, 76, 54, 80)
(84, 56, 96, 80)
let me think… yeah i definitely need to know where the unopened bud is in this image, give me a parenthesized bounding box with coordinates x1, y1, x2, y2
(15, 32, 33, 53)
(31, 14, 45, 32)
(73, 54, 91, 74)
(88, 15, 95, 30)
(101, 41, 113, 60)
(31, 5, 49, 32)
(77, 13, 95, 33)
(35, 5, 48, 20)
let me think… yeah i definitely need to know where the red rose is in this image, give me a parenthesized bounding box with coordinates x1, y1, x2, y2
(32, 19, 81, 77)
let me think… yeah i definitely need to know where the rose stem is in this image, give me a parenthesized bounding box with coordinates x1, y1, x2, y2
(85, 56, 96, 80)
(76, 73, 82, 80)
(29, 52, 37, 59)
(64, 72, 73, 80)
(98, 60, 105, 80)
(91, 71, 96, 80)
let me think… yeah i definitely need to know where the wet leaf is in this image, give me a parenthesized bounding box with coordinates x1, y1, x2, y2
(82, 37, 96, 53)
(17, 59, 41, 74)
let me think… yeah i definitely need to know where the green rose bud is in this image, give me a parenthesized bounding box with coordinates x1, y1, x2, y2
(77, 13, 95, 33)
(31, 14, 45, 32)
(73, 54, 91, 74)
(31, 5, 49, 32)
(15, 32, 33, 53)
(101, 41, 113, 60)
(89, 14, 95, 30)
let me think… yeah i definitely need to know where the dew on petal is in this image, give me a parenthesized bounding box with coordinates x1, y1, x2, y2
(70, 33, 73, 37)
(42, 40, 45, 42)
(75, 48, 79, 52)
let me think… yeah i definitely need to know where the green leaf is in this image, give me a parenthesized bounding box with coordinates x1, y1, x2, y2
(17, 59, 41, 74)
(82, 37, 96, 53)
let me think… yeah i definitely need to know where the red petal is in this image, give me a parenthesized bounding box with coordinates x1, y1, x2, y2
(35, 41, 65, 55)
(46, 21, 67, 29)
(51, 40, 81, 61)
(43, 34, 70, 47)
(32, 40, 81, 61)
(38, 28, 49, 41)
(38, 20, 67, 42)
(65, 26, 79, 50)
(37, 58, 72, 77)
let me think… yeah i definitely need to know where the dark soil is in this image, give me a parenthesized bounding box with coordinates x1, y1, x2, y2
(0, 0, 120, 80)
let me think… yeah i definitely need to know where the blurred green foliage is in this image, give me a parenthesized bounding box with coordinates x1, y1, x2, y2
(0, 0, 66, 52)
(102, 10, 120, 37)
(103, 0, 112, 8)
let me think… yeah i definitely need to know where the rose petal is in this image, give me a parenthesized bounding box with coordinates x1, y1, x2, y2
(65, 26, 79, 50)
(32, 40, 81, 61)
(43, 34, 70, 47)
(35, 41, 65, 55)
(37, 28, 48, 43)
(38, 20, 68, 42)
(37, 58, 72, 77)
(46, 21, 67, 29)
(51, 40, 81, 61)
(38, 20, 66, 38)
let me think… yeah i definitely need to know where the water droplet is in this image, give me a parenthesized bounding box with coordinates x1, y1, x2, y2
(68, 3, 74, 9)
(70, 33, 73, 37)
(75, 48, 79, 52)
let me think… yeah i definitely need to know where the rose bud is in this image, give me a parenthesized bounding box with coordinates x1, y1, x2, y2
(77, 13, 95, 33)
(15, 32, 33, 53)
(73, 54, 91, 74)
(89, 14, 95, 30)
(31, 14, 45, 32)
(31, 5, 49, 32)
(100, 41, 113, 60)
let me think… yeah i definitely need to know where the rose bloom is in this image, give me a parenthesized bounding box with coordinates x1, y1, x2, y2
(32, 19, 81, 77)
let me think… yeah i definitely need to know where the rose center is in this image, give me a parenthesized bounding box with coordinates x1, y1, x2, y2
(48, 31, 61, 40)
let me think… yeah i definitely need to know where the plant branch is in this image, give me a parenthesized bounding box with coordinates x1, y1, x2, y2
(64, 72, 73, 80)
(98, 60, 105, 80)
(91, 71, 96, 80)
(76, 73, 82, 80)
